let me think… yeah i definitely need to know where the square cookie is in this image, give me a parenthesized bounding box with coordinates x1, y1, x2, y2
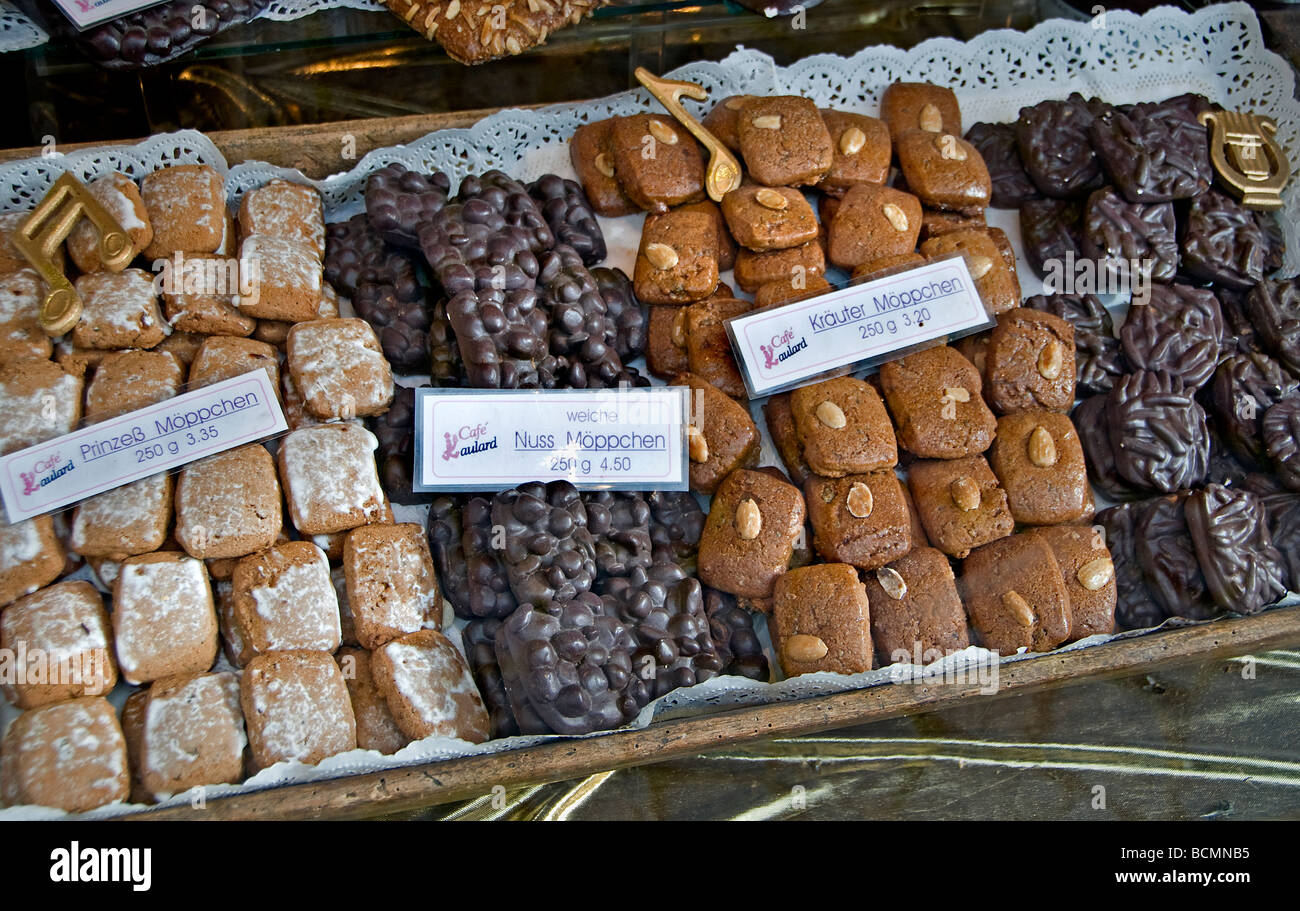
(231, 541, 341, 656)
(0, 580, 116, 709)
(160, 253, 256, 336)
(633, 209, 719, 305)
(139, 671, 247, 798)
(790, 376, 898, 477)
(175, 443, 282, 560)
(921, 228, 1020, 316)
(720, 185, 818, 252)
(71, 269, 168, 350)
(647, 305, 690, 379)
(608, 114, 706, 213)
(672, 373, 760, 495)
(907, 455, 1014, 558)
(67, 172, 153, 273)
(0, 269, 52, 362)
(734, 242, 825, 294)
(336, 646, 410, 755)
(685, 296, 751, 399)
(84, 350, 184, 423)
(236, 234, 324, 322)
(818, 110, 892, 195)
(69, 473, 172, 560)
(113, 552, 218, 685)
(961, 533, 1071, 653)
(698, 468, 807, 599)
(896, 130, 992, 213)
(763, 391, 812, 487)
(989, 410, 1090, 525)
(984, 308, 1077, 413)
(370, 629, 490, 743)
(0, 516, 65, 609)
(240, 650, 357, 772)
(569, 118, 639, 217)
(880, 82, 963, 139)
(1027, 524, 1117, 641)
(736, 96, 834, 187)
(702, 95, 753, 152)
(343, 523, 442, 650)
(827, 184, 923, 270)
(278, 423, 387, 535)
(754, 274, 834, 309)
(238, 179, 325, 259)
(772, 563, 874, 676)
(863, 546, 970, 665)
(0, 697, 129, 813)
(141, 164, 228, 260)
(286, 317, 394, 420)
(188, 335, 279, 392)
(804, 471, 912, 570)
(879, 344, 996, 459)
(0, 358, 82, 456)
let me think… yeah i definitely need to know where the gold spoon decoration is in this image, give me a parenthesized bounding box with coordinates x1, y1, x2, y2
(634, 66, 742, 202)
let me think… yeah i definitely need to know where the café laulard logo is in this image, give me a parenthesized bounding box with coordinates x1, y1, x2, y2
(759, 325, 808, 370)
(442, 421, 498, 461)
(18, 450, 75, 498)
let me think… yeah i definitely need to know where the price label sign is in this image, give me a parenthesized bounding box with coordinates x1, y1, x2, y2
(49, 1, 172, 31)
(726, 255, 994, 397)
(0, 370, 286, 523)
(413, 387, 689, 492)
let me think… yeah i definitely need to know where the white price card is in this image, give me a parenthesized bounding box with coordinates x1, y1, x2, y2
(413, 387, 689, 492)
(725, 255, 995, 398)
(0, 370, 286, 523)
(49, 0, 172, 30)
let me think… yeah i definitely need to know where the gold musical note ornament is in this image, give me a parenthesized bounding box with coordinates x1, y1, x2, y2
(634, 67, 743, 202)
(11, 173, 133, 336)
(1199, 109, 1292, 211)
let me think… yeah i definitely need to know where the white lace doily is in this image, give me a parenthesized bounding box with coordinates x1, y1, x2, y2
(0, 1, 46, 52)
(1, 2, 1298, 818)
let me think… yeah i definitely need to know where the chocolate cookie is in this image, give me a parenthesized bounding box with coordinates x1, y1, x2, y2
(1082, 187, 1178, 284)
(584, 491, 653, 579)
(428, 495, 473, 619)
(1245, 278, 1300, 377)
(352, 282, 432, 374)
(492, 481, 597, 608)
(527, 174, 606, 265)
(1020, 197, 1085, 277)
(365, 163, 452, 249)
(1105, 370, 1209, 494)
(590, 267, 646, 362)
(964, 121, 1040, 208)
(1206, 350, 1300, 468)
(1119, 283, 1223, 391)
(1096, 502, 1167, 630)
(1186, 485, 1288, 615)
(1181, 189, 1284, 290)
(462, 619, 521, 739)
(324, 214, 422, 302)
(368, 385, 431, 505)
(540, 244, 624, 389)
(1262, 397, 1300, 492)
(1015, 94, 1109, 198)
(1073, 394, 1136, 500)
(1024, 292, 1126, 394)
(704, 588, 770, 681)
(461, 496, 519, 620)
(1089, 102, 1211, 202)
(1134, 493, 1218, 620)
(647, 490, 706, 565)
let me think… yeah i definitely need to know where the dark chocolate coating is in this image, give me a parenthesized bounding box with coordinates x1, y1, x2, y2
(428, 298, 464, 387)
(367, 385, 432, 505)
(1134, 493, 1218, 620)
(1245, 278, 1300, 377)
(1096, 502, 1167, 630)
(324, 214, 422, 303)
(462, 496, 519, 620)
(1020, 197, 1085, 277)
(1258, 492, 1300, 592)
(1119, 283, 1223, 392)
(1015, 94, 1110, 198)
(53, 0, 268, 69)
(1074, 394, 1136, 500)
(539, 244, 625, 389)
(352, 283, 431, 373)
(497, 592, 647, 735)
(492, 481, 597, 608)
(1089, 102, 1211, 203)
(462, 619, 521, 739)
(364, 163, 451, 250)
(1205, 350, 1300, 469)
(583, 491, 653, 580)
(1186, 484, 1287, 615)
(1181, 190, 1284, 290)
(647, 490, 706, 562)
(965, 121, 1041, 209)
(704, 587, 770, 681)
(1082, 187, 1179, 284)
(1105, 370, 1209, 494)
(1025, 292, 1126, 394)
(527, 174, 607, 265)
(428, 494, 473, 618)
(591, 267, 647, 362)
(1262, 397, 1300, 492)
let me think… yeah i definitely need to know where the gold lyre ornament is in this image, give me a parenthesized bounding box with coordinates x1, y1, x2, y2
(1199, 109, 1292, 211)
(11, 172, 133, 337)
(634, 66, 742, 202)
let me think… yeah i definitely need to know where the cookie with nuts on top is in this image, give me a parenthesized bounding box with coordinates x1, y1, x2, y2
(790, 376, 897, 477)
(1026, 524, 1117, 640)
(863, 546, 969, 664)
(804, 471, 912, 570)
(569, 118, 639, 217)
(734, 242, 825, 294)
(647, 305, 690, 379)
(609, 114, 705, 214)
(984, 308, 1076, 413)
(896, 130, 992, 213)
(754, 274, 833, 309)
(736, 96, 834, 187)
(672, 373, 760, 495)
(907, 455, 1014, 559)
(772, 563, 874, 677)
(879, 344, 996, 459)
(720, 185, 819, 252)
(880, 82, 963, 141)
(920, 228, 1019, 315)
(818, 110, 891, 196)
(961, 533, 1072, 653)
(989, 410, 1090, 525)
(702, 95, 754, 152)
(697, 468, 807, 600)
(684, 296, 751, 399)
(385, 0, 607, 66)
(633, 209, 719, 305)
(827, 184, 923, 271)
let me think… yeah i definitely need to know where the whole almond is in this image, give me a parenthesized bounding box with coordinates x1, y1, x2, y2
(968, 255, 994, 279)
(752, 114, 782, 130)
(882, 203, 909, 232)
(918, 102, 943, 132)
(950, 476, 981, 511)
(1077, 556, 1115, 592)
(847, 481, 874, 518)
(735, 498, 762, 540)
(445, 0, 460, 17)
(645, 242, 679, 271)
(1027, 425, 1058, 468)
(942, 385, 971, 403)
(1002, 590, 1035, 627)
(785, 633, 829, 662)
(671, 308, 687, 348)
(876, 567, 907, 600)
(815, 400, 847, 429)
(937, 134, 968, 161)
(725, 96, 748, 111)
(687, 425, 709, 463)
(648, 119, 679, 145)
(505, 35, 523, 54)
(755, 188, 789, 210)
(1037, 340, 1065, 380)
(594, 152, 615, 178)
(839, 126, 867, 156)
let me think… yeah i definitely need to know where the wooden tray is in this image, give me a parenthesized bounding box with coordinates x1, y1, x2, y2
(6, 112, 1300, 820)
